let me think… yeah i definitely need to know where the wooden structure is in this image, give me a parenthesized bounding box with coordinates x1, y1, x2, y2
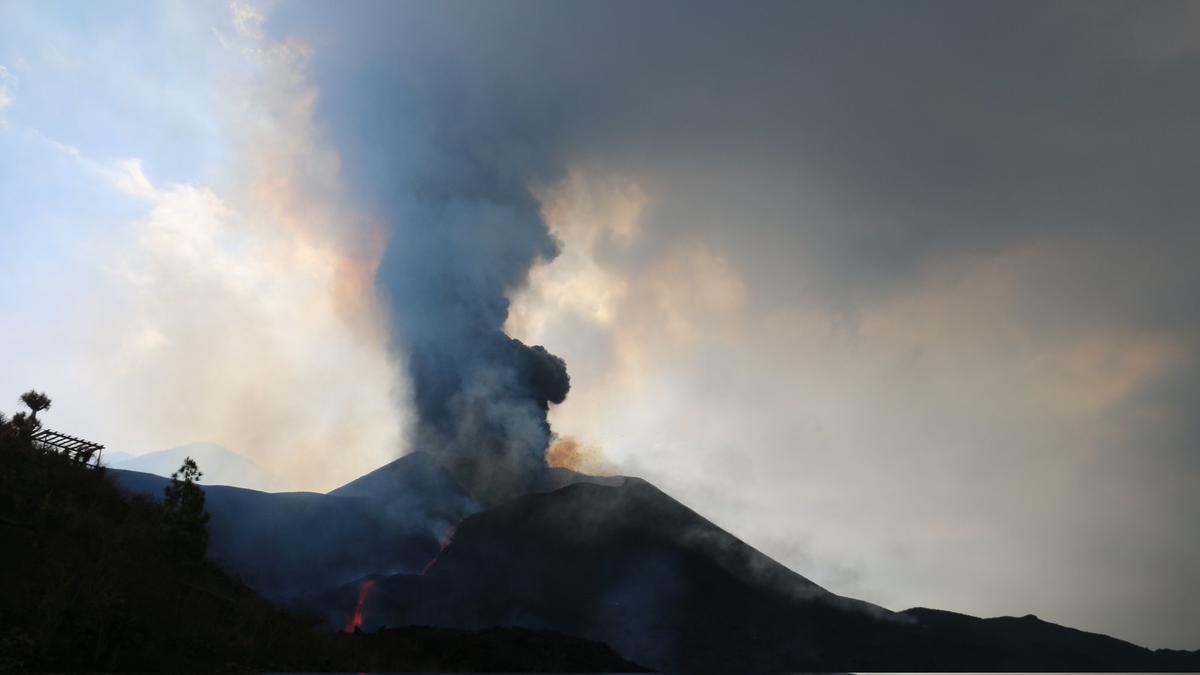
(32, 428, 105, 467)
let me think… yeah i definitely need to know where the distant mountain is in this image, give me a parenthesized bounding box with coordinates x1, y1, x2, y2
(109, 442, 284, 492)
(98, 450, 134, 466)
(896, 607, 1200, 671)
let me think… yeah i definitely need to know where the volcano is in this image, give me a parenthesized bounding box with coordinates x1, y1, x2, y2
(108, 450, 616, 599)
(112, 454, 1200, 671)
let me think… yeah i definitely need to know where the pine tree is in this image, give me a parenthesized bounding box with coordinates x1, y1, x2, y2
(161, 457, 210, 560)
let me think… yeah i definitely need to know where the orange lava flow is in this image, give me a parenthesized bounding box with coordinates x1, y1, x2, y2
(420, 525, 457, 576)
(344, 578, 377, 633)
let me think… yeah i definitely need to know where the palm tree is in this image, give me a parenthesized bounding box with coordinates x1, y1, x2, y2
(13, 390, 52, 441)
(19, 390, 51, 425)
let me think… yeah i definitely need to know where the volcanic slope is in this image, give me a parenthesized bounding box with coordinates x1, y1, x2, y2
(109, 451, 618, 600)
(326, 477, 1200, 672)
(109, 453, 474, 600)
(332, 450, 623, 507)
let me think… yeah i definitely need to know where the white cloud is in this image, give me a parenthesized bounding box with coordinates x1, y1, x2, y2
(230, 0, 269, 39)
(0, 2, 404, 491)
(107, 158, 159, 200)
(0, 65, 16, 111)
(89, 170, 402, 491)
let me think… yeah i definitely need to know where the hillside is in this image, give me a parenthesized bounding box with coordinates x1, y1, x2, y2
(0, 430, 322, 670)
(109, 450, 621, 600)
(111, 468, 452, 599)
(0, 427, 644, 671)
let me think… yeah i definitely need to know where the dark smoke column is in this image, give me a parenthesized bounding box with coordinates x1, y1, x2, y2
(375, 133, 570, 504)
(268, 2, 577, 501)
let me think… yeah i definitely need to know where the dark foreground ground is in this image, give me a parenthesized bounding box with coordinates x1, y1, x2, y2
(338, 626, 647, 672)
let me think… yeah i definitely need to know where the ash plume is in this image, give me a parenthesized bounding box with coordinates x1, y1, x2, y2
(263, 2, 593, 501)
(368, 100, 571, 502)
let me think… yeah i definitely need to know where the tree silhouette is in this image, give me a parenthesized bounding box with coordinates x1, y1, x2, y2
(0, 410, 12, 442)
(161, 457, 210, 560)
(13, 390, 52, 439)
(19, 390, 52, 423)
(9, 411, 34, 441)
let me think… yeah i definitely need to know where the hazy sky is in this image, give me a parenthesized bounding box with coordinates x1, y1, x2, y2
(1, 0, 1198, 649)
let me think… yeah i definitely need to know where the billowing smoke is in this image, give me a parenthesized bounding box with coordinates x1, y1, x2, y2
(367, 97, 572, 502)
(264, 1, 597, 501)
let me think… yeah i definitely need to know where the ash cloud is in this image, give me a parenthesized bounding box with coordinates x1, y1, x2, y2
(372, 122, 573, 499)
(374, 129, 569, 445)
(275, 16, 578, 497)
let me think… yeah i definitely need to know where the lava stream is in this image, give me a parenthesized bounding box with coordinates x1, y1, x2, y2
(343, 578, 377, 633)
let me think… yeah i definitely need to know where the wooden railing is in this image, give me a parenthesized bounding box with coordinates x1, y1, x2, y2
(32, 429, 105, 467)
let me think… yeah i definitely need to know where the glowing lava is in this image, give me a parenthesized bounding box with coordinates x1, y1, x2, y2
(420, 525, 457, 575)
(344, 578, 377, 633)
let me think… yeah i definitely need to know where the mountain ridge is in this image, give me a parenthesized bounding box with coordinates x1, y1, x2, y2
(107, 442, 284, 492)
